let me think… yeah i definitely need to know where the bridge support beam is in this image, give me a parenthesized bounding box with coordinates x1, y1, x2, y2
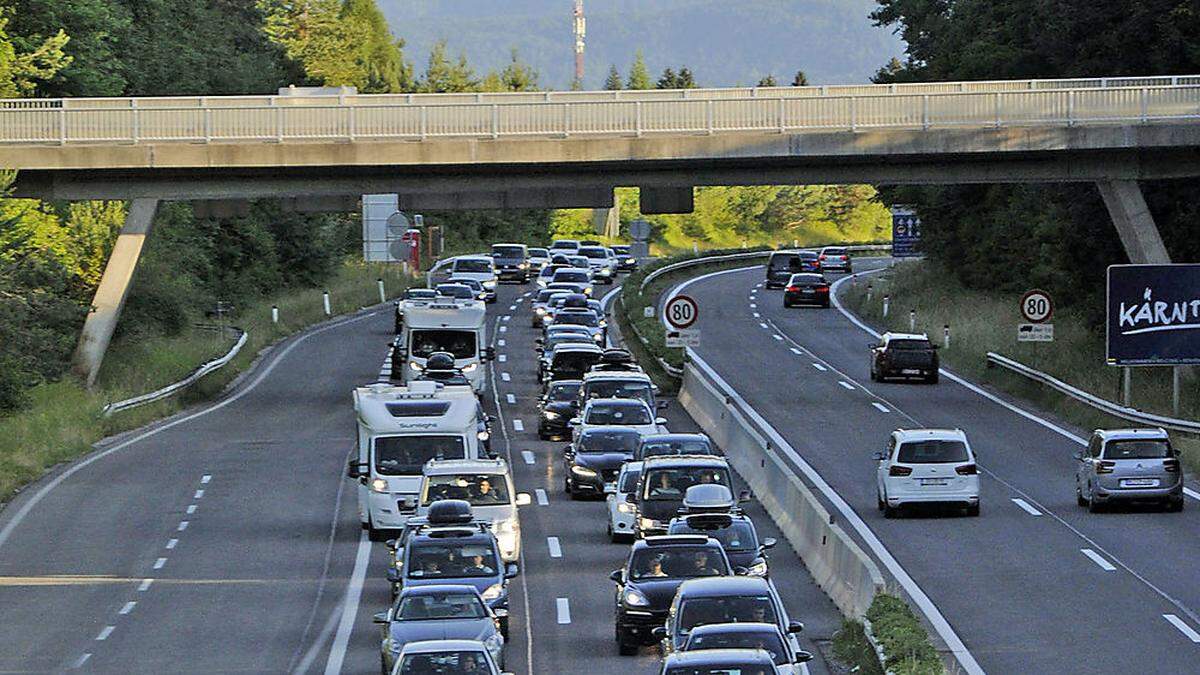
(1097, 180, 1171, 264)
(72, 199, 158, 388)
(639, 187, 694, 214)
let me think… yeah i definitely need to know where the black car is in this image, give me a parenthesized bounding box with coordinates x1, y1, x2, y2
(635, 434, 719, 461)
(564, 428, 641, 498)
(764, 251, 819, 289)
(539, 379, 582, 440)
(610, 534, 732, 655)
(612, 245, 638, 272)
(668, 512, 776, 578)
(542, 343, 605, 385)
(535, 333, 595, 381)
(783, 273, 830, 308)
(869, 332, 939, 384)
(658, 648, 781, 675)
(491, 243, 531, 283)
(635, 456, 734, 537)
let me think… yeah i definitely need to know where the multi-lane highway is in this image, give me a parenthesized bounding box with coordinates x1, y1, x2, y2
(0, 280, 843, 674)
(678, 259, 1200, 673)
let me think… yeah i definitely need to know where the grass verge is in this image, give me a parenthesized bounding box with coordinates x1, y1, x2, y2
(840, 261, 1200, 471)
(865, 593, 943, 674)
(0, 261, 415, 505)
(833, 619, 886, 675)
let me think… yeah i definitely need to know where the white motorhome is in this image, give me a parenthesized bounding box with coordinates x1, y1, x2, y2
(396, 296, 491, 392)
(349, 381, 486, 540)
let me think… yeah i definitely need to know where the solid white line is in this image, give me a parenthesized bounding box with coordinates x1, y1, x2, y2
(521, 451, 536, 465)
(177, 521, 189, 531)
(759, 322, 768, 329)
(186, 504, 197, 514)
(1165, 614, 1200, 642)
(71, 654, 91, 669)
(872, 402, 890, 413)
(96, 626, 114, 641)
(506, 394, 516, 405)
(501, 372, 511, 382)
(1185, 487, 1200, 501)
(498, 339, 507, 347)
(193, 490, 204, 499)
(547, 537, 562, 558)
(165, 538, 178, 550)
(322, 532, 371, 675)
(153, 558, 167, 570)
(138, 578, 153, 592)
(200, 475, 211, 484)
(1011, 498, 1043, 516)
(1081, 548, 1116, 571)
(811, 363, 827, 371)
(556, 598, 571, 624)
(772, 335, 784, 341)
(838, 381, 855, 390)
(119, 601, 137, 615)
(789, 348, 803, 356)
(513, 419, 524, 432)
(535, 489, 549, 506)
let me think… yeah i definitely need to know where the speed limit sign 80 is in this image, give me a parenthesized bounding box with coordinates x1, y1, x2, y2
(1020, 289, 1053, 324)
(664, 294, 699, 329)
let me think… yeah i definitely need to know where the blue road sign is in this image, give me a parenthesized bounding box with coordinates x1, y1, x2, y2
(892, 210, 922, 258)
(1107, 264, 1200, 366)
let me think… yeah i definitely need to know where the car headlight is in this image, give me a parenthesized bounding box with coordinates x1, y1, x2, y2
(640, 517, 661, 530)
(584, 287, 593, 295)
(571, 465, 598, 477)
(623, 589, 650, 607)
(542, 410, 560, 420)
(478, 430, 490, 441)
(618, 501, 634, 513)
(409, 360, 423, 372)
(462, 362, 478, 373)
(538, 279, 548, 287)
(371, 478, 389, 493)
(747, 559, 769, 577)
(593, 333, 604, 342)
(518, 262, 528, 269)
(536, 307, 547, 315)
(483, 280, 497, 289)
(481, 582, 505, 601)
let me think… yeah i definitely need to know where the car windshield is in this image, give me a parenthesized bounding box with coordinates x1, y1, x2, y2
(536, 290, 559, 303)
(628, 546, 729, 579)
(422, 474, 511, 506)
(580, 247, 607, 258)
(798, 251, 818, 260)
(548, 382, 582, 402)
(789, 274, 825, 285)
(889, 339, 932, 350)
(568, 257, 590, 268)
(375, 436, 467, 475)
(679, 596, 778, 633)
(585, 380, 652, 405)
(406, 289, 437, 300)
(411, 329, 477, 359)
(454, 260, 492, 273)
(550, 241, 577, 249)
(823, 247, 847, 256)
(640, 439, 715, 458)
(665, 667, 774, 675)
(492, 245, 524, 258)
(552, 351, 601, 374)
(768, 255, 797, 270)
(407, 541, 499, 579)
(585, 402, 651, 425)
(398, 650, 491, 674)
(643, 467, 731, 500)
(672, 521, 758, 552)
(688, 631, 787, 665)
(896, 440, 969, 464)
(613, 246, 629, 254)
(554, 271, 590, 283)
(555, 312, 599, 327)
(396, 592, 487, 620)
(539, 266, 561, 278)
(619, 469, 642, 493)
(436, 285, 475, 300)
(578, 429, 642, 454)
(529, 248, 549, 257)
(1105, 439, 1172, 459)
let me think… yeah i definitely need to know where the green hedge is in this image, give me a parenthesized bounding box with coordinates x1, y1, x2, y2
(866, 594, 944, 674)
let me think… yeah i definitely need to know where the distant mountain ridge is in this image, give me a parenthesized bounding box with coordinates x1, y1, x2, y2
(377, 0, 903, 89)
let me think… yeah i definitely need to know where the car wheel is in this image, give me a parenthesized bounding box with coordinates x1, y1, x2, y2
(564, 474, 572, 494)
(882, 497, 898, 519)
(1087, 487, 1104, 513)
(1167, 497, 1185, 513)
(966, 503, 980, 517)
(927, 372, 940, 384)
(877, 491, 886, 512)
(617, 640, 639, 656)
(367, 524, 388, 542)
(1076, 484, 1088, 507)
(500, 617, 509, 639)
(869, 365, 878, 382)
(380, 654, 389, 675)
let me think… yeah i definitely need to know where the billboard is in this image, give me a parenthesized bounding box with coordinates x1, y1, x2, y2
(1107, 264, 1200, 366)
(891, 209, 922, 258)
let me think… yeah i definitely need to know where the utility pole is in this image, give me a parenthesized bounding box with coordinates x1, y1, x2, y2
(572, 0, 586, 90)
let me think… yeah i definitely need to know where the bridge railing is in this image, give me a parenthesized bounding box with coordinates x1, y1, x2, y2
(3, 84, 1200, 144)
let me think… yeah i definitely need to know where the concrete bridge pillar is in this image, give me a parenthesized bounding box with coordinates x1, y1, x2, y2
(1097, 180, 1171, 264)
(72, 199, 158, 388)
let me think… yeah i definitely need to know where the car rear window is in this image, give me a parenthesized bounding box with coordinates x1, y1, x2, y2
(789, 274, 825, 285)
(678, 595, 777, 632)
(529, 248, 549, 257)
(768, 254, 798, 270)
(491, 245, 525, 257)
(1104, 439, 1172, 459)
(896, 440, 969, 464)
(585, 402, 651, 425)
(553, 270, 590, 283)
(453, 259, 492, 273)
(889, 339, 932, 350)
(823, 247, 847, 255)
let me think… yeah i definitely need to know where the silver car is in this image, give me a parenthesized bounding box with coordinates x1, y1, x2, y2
(1075, 428, 1184, 512)
(375, 585, 505, 673)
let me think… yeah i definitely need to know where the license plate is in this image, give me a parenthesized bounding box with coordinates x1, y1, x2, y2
(919, 478, 948, 486)
(902, 369, 921, 375)
(1121, 478, 1159, 488)
(801, 290, 814, 295)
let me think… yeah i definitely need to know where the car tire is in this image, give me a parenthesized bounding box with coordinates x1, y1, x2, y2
(1087, 488, 1104, 513)
(500, 617, 509, 639)
(1076, 485, 1088, 507)
(380, 654, 389, 675)
(927, 372, 940, 384)
(966, 503, 980, 517)
(617, 640, 638, 656)
(877, 491, 886, 512)
(869, 366, 878, 382)
(367, 524, 388, 543)
(883, 499, 899, 519)
(1167, 497, 1185, 513)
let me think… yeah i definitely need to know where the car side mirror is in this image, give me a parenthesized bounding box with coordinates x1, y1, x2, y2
(515, 493, 532, 506)
(385, 539, 398, 550)
(483, 347, 496, 360)
(569, 417, 581, 426)
(651, 626, 668, 640)
(346, 460, 368, 479)
(505, 563, 520, 579)
(793, 650, 814, 664)
(372, 611, 389, 624)
(609, 569, 624, 584)
(787, 620, 804, 634)
(761, 537, 777, 550)
(563, 445, 575, 457)
(868, 343, 876, 349)
(655, 417, 668, 426)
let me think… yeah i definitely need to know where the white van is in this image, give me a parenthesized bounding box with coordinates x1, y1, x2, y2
(416, 458, 531, 562)
(348, 381, 487, 540)
(397, 297, 491, 392)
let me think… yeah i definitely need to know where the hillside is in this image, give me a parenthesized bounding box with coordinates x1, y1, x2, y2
(378, 0, 903, 88)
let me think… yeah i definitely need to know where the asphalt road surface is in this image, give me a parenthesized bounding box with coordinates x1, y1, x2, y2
(677, 259, 1200, 674)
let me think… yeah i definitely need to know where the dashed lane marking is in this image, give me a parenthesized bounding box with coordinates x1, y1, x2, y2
(811, 363, 827, 372)
(838, 381, 855, 391)
(1164, 614, 1200, 643)
(750, 303, 757, 308)
(752, 313, 760, 318)
(119, 601, 136, 615)
(535, 489, 549, 506)
(547, 537, 562, 558)
(789, 348, 803, 356)
(186, 504, 197, 514)
(502, 315, 511, 322)
(501, 373, 511, 382)
(499, 326, 508, 333)
(1011, 498, 1043, 516)
(165, 539, 178, 550)
(193, 490, 204, 499)
(513, 419, 524, 432)
(506, 394, 516, 405)
(1185, 487, 1200, 501)
(772, 335, 783, 341)
(759, 322, 768, 329)
(177, 521, 189, 532)
(138, 579, 153, 592)
(200, 475, 211, 484)
(1081, 549, 1116, 571)
(498, 339, 507, 347)
(153, 558, 167, 570)
(71, 654, 90, 669)
(95, 626, 114, 641)
(872, 402, 890, 413)
(521, 451, 536, 465)
(556, 598, 571, 624)
(509, 305, 517, 311)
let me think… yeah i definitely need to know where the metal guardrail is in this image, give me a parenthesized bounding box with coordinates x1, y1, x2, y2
(102, 329, 248, 417)
(4, 83, 1200, 145)
(986, 352, 1200, 434)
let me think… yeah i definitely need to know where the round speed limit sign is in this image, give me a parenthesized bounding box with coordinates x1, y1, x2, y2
(664, 294, 699, 329)
(1020, 289, 1053, 323)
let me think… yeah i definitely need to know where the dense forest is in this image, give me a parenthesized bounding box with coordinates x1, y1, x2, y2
(870, 0, 1200, 323)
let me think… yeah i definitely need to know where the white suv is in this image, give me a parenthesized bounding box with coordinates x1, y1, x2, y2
(875, 428, 979, 517)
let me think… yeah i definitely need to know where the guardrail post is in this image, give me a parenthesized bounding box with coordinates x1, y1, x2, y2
(635, 101, 643, 138)
(491, 104, 499, 139)
(131, 100, 139, 143)
(706, 99, 714, 135)
(323, 290, 331, 317)
(909, 308, 916, 332)
(866, 283, 873, 302)
(943, 324, 950, 349)
(882, 294, 890, 318)
(1140, 87, 1149, 123)
(272, 305, 279, 324)
(378, 278, 386, 304)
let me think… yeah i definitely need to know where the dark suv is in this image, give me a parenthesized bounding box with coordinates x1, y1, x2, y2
(765, 251, 819, 289)
(610, 534, 732, 655)
(491, 243, 530, 283)
(869, 332, 939, 384)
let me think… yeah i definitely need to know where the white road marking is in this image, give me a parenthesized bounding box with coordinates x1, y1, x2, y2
(498, 339, 507, 347)
(811, 363, 827, 371)
(556, 598, 571, 624)
(200, 475, 211, 484)
(535, 489, 549, 506)
(759, 322, 768, 329)
(838, 381, 855, 390)
(193, 490, 204, 499)
(513, 419, 524, 432)
(119, 601, 137, 615)
(506, 394, 516, 404)
(872, 402, 890, 413)
(1011, 498, 1043, 516)
(165, 538, 178, 550)
(186, 504, 197, 514)
(509, 305, 517, 311)
(177, 521, 189, 532)
(322, 532, 371, 675)
(498, 354, 507, 362)
(502, 315, 511, 322)
(752, 312, 760, 318)
(547, 537, 562, 558)
(1081, 548, 1116, 571)
(750, 303, 757, 308)
(499, 326, 508, 333)
(772, 335, 784, 341)
(521, 451, 536, 465)
(501, 372, 511, 382)
(138, 578, 153, 592)
(789, 348, 803, 356)
(1165, 614, 1200, 642)
(71, 654, 91, 669)
(153, 558, 167, 570)
(96, 626, 114, 641)
(1185, 487, 1200, 501)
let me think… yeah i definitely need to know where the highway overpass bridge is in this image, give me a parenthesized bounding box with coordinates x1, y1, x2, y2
(2, 74, 1198, 382)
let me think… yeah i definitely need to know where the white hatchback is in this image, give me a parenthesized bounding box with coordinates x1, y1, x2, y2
(606, 461, 643, 542)
(875, 428, 979, 517)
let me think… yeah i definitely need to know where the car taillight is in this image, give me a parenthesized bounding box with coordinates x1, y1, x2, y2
(1096, 460, 1116, 474)
(841, 255, 849, 260)
(786, 285, 800, 292)
(818, 255, 826, 261)
(889, 465, 913, 476)
(955, 464, 977, 475)
(1164, 458, 1180, 473)
(816, 286, 829, 293)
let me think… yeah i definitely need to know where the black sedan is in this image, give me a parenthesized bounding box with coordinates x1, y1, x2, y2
(783, 273, 830, 308)
(563, 428, 641, 498)
(538, 379, 582, 440)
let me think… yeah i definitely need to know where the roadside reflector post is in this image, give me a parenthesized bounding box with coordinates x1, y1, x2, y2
(882, 294, 890, 318)
(377, 278, 386, 304)
(693, 242, 698, 254)
(909, 308, 916, 332)
(323, 290, 331, 317)
(271, 305, 279, 324)
(943, 324, 950, 349)
(866, 283, 873, 302)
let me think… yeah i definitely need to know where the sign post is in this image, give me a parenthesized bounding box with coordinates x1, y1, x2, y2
(664, 294, 700, 348)
(1017, 288, 1054, 342)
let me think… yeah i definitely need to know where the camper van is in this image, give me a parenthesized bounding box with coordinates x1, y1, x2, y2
(395, 296, 492, 392)
(348, 381, 487, 540)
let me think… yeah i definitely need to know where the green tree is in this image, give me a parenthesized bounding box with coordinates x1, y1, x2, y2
(419, 39, 478, 92)
(5, 0, 126, 97)
(603, 63, 622, 90)
(0, 13, 72, 98)
(258, 0, 363, 87)
(497, 48, 538, 91)
(677, 67, 696, 88)
(656, 67, 677, 89)
(626, 50, 651, 90)
(757, 74, 777, 87)
(791, 69, 809, 86)
(342, 0, 413, 93)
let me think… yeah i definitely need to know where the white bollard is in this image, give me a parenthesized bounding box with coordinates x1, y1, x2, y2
(693, 242, 699, 254)
(882, 294, 890, 318)
(909, 309, 916, 332)
(323, 290, 331, 317)
(866, 283, 873, 302)
(272, 305, 279, 324)
(943, 324, 950, 349)
(402, 261, 410, 276)
(377, 278, 386, 304)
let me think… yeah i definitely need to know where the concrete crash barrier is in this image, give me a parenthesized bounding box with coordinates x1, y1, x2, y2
(679, 358, 884, 618)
